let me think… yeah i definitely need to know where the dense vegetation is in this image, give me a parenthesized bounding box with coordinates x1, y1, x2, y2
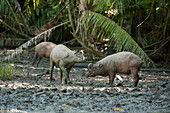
(0, 0, 169, 67)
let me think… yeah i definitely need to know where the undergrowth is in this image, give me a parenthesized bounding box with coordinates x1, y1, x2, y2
(0, 63, 17, 80)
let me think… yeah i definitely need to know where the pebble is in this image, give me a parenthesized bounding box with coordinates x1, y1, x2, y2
(0, 53, 169, 113)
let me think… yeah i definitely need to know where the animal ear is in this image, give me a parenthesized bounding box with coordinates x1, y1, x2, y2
(99, 64, 103, 68)
(75, 50, 84, 58)
(75, 50, 84, 55)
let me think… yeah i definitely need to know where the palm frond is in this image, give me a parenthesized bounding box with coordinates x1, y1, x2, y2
(4, 21, 70, 61)
(81, 11, 155, 67)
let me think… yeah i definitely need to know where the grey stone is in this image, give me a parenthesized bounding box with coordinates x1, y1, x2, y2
(50, 87, 58, 91)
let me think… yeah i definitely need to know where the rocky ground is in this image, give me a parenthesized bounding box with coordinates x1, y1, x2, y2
(0, 49, 170, 113)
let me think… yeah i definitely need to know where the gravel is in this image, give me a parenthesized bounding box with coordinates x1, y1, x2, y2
(0, 49, 170, 113)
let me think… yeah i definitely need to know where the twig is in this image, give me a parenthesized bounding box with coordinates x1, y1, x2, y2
(0, 19, 31, 39)
(4, 21, 70, 61)
(62, 38, 77, 45)
(6, 0, 23, 33)
(67, 1, 104, 57)
(137, 0, 154, 28)
(143, 36, 170, 49)
(54, 0, 73, 19)
(14, 0, 31, 34)
(149, 39, 170, 56)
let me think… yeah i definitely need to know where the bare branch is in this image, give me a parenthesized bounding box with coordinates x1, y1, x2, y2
(4, 22, 70, 61)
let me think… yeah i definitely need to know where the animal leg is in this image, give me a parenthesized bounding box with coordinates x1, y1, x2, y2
(66, 68, 72, 84)
(36, 57, 42, 67)
(66, 64, 73, 84)
(60, 69, 63, 84)
(32, 52, 38, 65)
(50, 61, 55, 83)
(59, 60, 68, 84)
(109, 72, 116, 85)
(130, 68, 139, 87)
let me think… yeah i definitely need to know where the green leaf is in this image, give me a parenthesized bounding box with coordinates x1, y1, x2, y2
(107, 0, 111, 6)
(81, 11, 155, 67)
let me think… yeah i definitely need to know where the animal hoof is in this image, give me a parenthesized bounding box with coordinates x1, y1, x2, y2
(63, 81, 68, 84)
(68, 81, 72, 84)
(50, 78, 55, 83)
(46, 70, 50, 74)
(132, 84, 138, 88)
(106, 83, 114, 87)
(109, 84, 113, 87)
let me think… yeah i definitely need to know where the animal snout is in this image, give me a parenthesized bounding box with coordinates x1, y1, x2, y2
(83, 56, 87, 60)
(85, 72, 90, 78)
(81, 56, 87, 62)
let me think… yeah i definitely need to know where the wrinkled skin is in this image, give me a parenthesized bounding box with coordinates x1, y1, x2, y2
(32, 42, 56, 66)
(87, 52, 143, 87)
(50, 44, 86, 84)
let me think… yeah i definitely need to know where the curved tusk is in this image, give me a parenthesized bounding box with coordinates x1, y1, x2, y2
(88, 63, 93, 71)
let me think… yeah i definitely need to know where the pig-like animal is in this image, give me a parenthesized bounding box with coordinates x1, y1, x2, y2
(50, 44, 86, 84)
(87, 52, 143, 87)
(32, 42, 56, 66)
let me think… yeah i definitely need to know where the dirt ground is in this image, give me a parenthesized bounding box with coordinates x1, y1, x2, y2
(0, 49, 170, 113)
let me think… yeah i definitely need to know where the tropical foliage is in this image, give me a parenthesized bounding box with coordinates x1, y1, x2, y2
(0, 0, 169, 67)
(0, 63, 16, 80)
(81, 11, 154, 66)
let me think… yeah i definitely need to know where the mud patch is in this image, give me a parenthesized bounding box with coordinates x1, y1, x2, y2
(0, 49, 170, 113)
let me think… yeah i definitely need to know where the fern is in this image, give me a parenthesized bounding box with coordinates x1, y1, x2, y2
(81, 11, 155, 67)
